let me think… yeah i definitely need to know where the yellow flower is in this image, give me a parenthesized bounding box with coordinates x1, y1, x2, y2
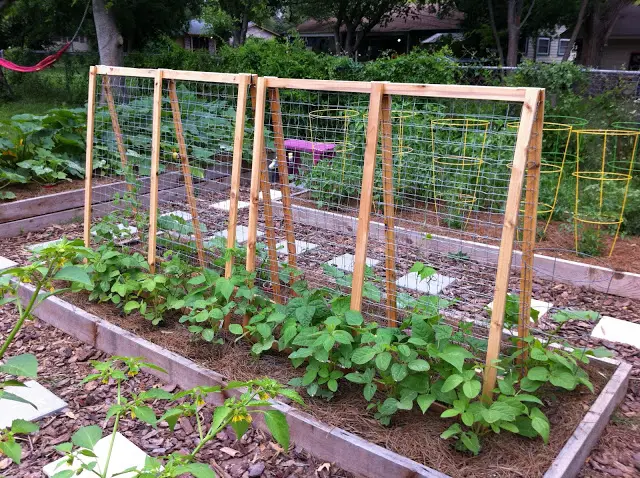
(49, 287, 55, 292)
(127, 370, 138, 377)
(130, 410, 136, 419)
(232, 413, 251, 423)
(196, 398, 205, 407)
(102, 379, 109, 384)
(259, 392, 270, 400)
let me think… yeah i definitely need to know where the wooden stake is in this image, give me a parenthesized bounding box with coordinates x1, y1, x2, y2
(269, 86, 297, 282)
(167, 79, 206, 268)
(225, 74, 251, 279)
(518, 90, 545, 365)
(83, 66, 98, 248)
(246, 77, 282, 307)
(380, 94, 398, 326)
(103, 76, 129, 172)
(147, 69, 164, 273)
(482, 89, 543, 401)
(350, 82, 384, 312)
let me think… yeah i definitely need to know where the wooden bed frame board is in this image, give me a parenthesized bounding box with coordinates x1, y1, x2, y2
(15, 283, 631, 478)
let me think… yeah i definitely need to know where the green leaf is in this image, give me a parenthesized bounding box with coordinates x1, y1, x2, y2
(549, 370, 578, 390)
(520, 376, 544, 392)
(215, 277, 234, 302)
(440, 423, 461, 439)
(438, 345, 474, 373)
(229, 324, 244, 335)
(363, 382, 377, 401)
(327, 379, 338, 392)
(174, 463, 215, 478)
(514, 394, 544, 405)
(257, 323, 272, 339)
(527, 366, 550, 382)
(123, 300, 140, 314)
(375, 352, 392, 371)
(344, 310, 363, 326)
(462, 380, 481, 399)
(53, 266, 92, 286)
(461, 431, 481, 455)
(530, 407, 550, 444)
(390, 363, 408, 382)
(441, 374, 464, 393)
(351, 346, 377, 365)
(71, 425, 102, 450)
(440, 408, 460, 418)
(202, 329, 216, 342)
(482, 401, 517, 424)
(417, 394, 436, 414)
(211, 406, 231, 433)
(408, 359, 430, 372)
(0, 441, 21, 464)
(0, 354, 38, 377)
(263, 410, 290, 450)
(345, 372, 367, 384)
(530, 348, 548, 361)
(10, 419, 39, 434)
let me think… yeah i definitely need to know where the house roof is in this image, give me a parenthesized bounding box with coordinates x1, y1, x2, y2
(297, 7, 462, 36)
(610, 5, 640, 38)
(187, 19, 278, 37)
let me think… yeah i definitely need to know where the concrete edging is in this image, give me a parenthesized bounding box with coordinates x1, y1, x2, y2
(17, 284, 631, 478)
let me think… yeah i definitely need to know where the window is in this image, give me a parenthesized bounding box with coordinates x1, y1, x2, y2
(557, 39, 570, 57)
(629, 52, 640, 71)
(536, 37, 551, 56)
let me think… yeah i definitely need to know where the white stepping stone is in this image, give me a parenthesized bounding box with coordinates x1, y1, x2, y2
(211, 199, 250, 211)
(486, 298, 553, 320)
(27, 239, 63, 252)
(161, 210, 192, 221)
(326, 253, 379, 273)
(43, 432, 148, 478)
(0, 381, 67, 428)
(396, 271, 456, 295)
(209, 225, 264, 244)
(592, 316, 640, 349)
(276, 240, 319, 256)
(91, 223, 138, 239)
(0, 256, 17, 271)
(259, 189, 283, 201)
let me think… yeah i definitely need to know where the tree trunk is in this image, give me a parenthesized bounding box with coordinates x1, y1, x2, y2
(506, 0, 521, 66)
(580, 0, 629, 67)
(487, 0, 505, 67)
(344, 25, 356, 57)
(333, 25, 342, 55)
(93, 0, 123, 66)
(562, 0, 589, 61)
(239, 12, 249, 45)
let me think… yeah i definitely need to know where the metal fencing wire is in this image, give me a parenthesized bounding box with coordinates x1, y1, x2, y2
(90, 74, 156, 250)
(251, 83, 538, 354)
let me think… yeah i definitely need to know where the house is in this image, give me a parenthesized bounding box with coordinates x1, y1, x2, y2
(523, 5, 640, 70)
(176, 20, 278, 54)
(297, 7, 463, 59)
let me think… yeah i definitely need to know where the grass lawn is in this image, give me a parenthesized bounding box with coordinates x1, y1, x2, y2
(0, 98, 68, 122)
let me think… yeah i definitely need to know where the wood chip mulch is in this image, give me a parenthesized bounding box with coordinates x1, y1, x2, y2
(0, 306, 352, 478)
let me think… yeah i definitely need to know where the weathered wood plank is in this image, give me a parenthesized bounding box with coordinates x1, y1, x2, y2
(0, 172, 183, 223)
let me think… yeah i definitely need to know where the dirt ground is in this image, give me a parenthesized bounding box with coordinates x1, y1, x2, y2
(0, 306, 352, 478)
(1, 222, 639, 477)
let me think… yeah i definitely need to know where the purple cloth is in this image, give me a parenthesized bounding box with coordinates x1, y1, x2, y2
(284, 139, 336, 165)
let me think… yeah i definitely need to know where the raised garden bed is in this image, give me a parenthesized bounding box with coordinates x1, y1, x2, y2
(17, 282, 632, 478)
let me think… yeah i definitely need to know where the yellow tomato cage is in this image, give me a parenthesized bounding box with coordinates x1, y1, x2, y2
(573, 129, 639, 256)
(309, 108, 360, 183)
(507, 116, 584, 234)
(430, 117, 489, 227)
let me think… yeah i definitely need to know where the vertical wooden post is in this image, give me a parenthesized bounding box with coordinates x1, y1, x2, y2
(518, 90, 545, 365)
(380, 94, 398, 326)
(481, 89, 542, 401)
(269, 86, 297, 281)
(167, 79, 206, 268)
(83, 66, 98, 248)
(147, 69, 164, 273)
(246, 77, 282, 306)
(350, 82, 385, 312)
(103, 76, 129, 172)
(225, 74, 251, 279)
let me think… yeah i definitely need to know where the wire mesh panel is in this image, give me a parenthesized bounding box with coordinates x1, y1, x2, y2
(247, 79, 544, 395)
(85, 67, 252, 277)
(87, 70, 157, 249)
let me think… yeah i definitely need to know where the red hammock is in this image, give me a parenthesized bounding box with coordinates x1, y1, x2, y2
(0, 43, 72, 73)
